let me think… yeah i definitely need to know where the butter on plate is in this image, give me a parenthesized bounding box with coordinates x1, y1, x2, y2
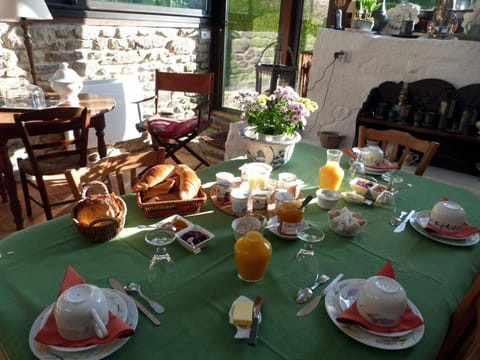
(232, 300, 253, 328)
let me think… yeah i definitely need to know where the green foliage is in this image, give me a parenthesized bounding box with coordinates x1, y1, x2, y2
(357, 0, 382, 18)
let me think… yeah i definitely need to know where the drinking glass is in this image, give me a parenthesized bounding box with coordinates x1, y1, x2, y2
(145, 228, 177, 295)
(288, 225, 325, 291)
(347, 150, 366, 179)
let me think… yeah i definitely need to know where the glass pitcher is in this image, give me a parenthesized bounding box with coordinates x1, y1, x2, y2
(319, 149, 344, 191)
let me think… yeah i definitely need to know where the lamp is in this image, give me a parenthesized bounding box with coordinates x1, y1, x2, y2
(0, 0, 53, 85)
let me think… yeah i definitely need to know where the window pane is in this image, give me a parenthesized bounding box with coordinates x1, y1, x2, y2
(92, 0, 207, 9)
(223, 0, 281, 110)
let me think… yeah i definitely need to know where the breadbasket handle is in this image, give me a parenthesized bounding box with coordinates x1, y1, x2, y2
(81, 180, 110, 199)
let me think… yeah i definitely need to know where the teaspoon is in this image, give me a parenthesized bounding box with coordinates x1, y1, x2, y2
(295, 274, 330, 304)
(390, 211, 408, 226)
(124, 282, 165, 314)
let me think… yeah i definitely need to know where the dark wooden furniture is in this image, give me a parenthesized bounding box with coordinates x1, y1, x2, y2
(355, 79, 480, 175)
(357, 126, 439, 176)
(0, 93, 116, 230)
(15, 107, 91, 221)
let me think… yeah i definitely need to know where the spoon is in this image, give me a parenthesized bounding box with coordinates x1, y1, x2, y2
(124, 282, 165, 314)
(298, 195, 314, 211)
(295, 274, 330, 304)
(390, 211, 408, 226)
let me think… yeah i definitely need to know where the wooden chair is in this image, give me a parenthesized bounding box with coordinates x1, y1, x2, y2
(438, 273, 480, 360)
(65, 148, 166, 201)
(133, 71, 214, 169)
(357, 125, 440, 176)
(15, 107, 91, 221)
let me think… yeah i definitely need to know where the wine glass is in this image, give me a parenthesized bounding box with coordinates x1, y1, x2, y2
(347, 149, 366, 180)
(145, 228, 177, 295)
(288, 225, 326, 292)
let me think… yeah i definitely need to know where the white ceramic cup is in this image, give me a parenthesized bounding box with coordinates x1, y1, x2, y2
(356, 276, 407, 328)
(316, 188, 340, 209)
(55, 284, 109, 341)
(232, 215, 263, 240)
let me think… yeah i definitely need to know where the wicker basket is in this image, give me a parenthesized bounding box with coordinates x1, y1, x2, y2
(137, 187, 207, 218)
(72, 181, 127, 243)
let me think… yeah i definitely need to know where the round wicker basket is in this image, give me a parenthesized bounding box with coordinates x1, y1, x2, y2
(72, 181, 127, 243)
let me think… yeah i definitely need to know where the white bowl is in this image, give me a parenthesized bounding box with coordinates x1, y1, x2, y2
(316, 188, 340, 209)
(232, 215, 263, 240)
(356, 276, 407, 328)
(176, 224, 214, 253)
(369, 183, 388, 200)
(55, 284, 109, 341)
(349, 177, 376, 195)
(429, 200, 466, 233)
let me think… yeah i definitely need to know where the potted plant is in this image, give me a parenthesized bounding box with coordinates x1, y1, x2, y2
(352, 0, 382, 31)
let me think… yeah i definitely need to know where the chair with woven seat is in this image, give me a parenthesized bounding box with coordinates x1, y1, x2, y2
(134, 71, 214, 170)
(357, 125, 440, 176)
(65, 148, 166, 201)
(438, 273, 480, 360)
(15, 107, 91, 221)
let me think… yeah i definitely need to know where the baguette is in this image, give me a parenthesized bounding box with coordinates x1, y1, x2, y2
(142, 178, 176, 201)
(177, 164, 201, 200)
(132, 164, 175, 192)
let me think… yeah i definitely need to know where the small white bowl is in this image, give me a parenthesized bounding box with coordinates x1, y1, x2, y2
(369, 183, 387, 200)
(349, 177, 376, 195)
(316, 188, 340, 209)
(232, 216, 263, 241)
(356, 276, 407, 328)
(176, 224, 214, 253)
(429, 200, 466, 233)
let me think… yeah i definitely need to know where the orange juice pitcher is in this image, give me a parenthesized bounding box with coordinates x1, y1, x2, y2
(319, 149, 344, 191)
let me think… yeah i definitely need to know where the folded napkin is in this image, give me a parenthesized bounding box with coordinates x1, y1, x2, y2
(336, 262, 424, 333)
(425, 222, 480, 238)
(35, 266, 135, 347)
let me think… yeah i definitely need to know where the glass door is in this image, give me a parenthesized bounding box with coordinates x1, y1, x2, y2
(221, 0, 282, 110)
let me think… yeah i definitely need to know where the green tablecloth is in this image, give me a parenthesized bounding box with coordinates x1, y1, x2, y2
(1, 143, 479, 359)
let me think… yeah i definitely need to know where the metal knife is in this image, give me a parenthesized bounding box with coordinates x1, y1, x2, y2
(108, 277, 161, 326)
(248, 296, 263, 346)
(296, 273, 344, 317)
(393, 210, 416, 233)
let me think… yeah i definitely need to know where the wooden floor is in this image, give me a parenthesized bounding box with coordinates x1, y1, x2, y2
(0, 150, 218, 241)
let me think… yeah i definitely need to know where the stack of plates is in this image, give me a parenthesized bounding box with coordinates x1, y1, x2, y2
(324, 279, 424, 350)
(29, 288, 138, 360)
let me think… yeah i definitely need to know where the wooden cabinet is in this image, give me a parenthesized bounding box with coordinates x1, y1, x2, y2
(355, 79, 480, 175)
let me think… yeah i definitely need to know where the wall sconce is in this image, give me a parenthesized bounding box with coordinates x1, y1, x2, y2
(0, 0, 53, 85)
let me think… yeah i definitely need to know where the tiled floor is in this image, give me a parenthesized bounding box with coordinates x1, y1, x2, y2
(1, 143, 478, 240)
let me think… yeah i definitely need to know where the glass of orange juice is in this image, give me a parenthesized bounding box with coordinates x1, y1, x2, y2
(277, 200, 305, 236)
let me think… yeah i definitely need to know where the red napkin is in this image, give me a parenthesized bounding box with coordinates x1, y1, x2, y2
(34, 266, 135, 347)
(336, 262, 424, 333)
(425, 222, 480, 238)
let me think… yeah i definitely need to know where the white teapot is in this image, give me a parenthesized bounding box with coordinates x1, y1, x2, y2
(361, 145, 384, 167)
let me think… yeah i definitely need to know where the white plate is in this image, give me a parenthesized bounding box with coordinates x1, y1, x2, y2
(267, 216, 308, 240)
(325, 279, 424, 350)
(337, 279, 412, 338)
(154, 214, 194, 233)
(228, 295, 262, 339)
(410, 210, 479, 247)
(29, 289, 138, 360)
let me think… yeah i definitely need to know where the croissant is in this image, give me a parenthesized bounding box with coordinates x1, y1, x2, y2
(132, 164, 175, 192)
(176, 164, 201, 200)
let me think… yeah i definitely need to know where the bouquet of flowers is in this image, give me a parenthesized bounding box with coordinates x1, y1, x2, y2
(235, 86, 318, 136)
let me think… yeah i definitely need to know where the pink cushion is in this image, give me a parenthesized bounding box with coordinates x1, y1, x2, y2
(147, 117, 204, 139)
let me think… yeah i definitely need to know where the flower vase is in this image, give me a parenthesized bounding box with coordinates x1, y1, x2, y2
(242, 126, 301, 169)
(372, 0, 389, 32)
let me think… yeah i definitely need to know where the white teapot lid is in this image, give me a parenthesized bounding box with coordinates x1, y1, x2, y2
(49, 62, 83, 83)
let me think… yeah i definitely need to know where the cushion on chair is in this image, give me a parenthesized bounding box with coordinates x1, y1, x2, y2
(148, 116, 206, 139)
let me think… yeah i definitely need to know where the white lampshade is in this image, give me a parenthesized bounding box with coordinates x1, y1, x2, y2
(0, 0, 52, 20)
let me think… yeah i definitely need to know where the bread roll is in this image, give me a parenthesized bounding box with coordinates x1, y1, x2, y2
(76, 194, 122, 226)
(177, 164, 201, 200)
(132, 164, 175, 192)
(142, 178, 176, 201)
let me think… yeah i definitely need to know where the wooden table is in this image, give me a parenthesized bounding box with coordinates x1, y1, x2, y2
(0, 93, 116, 230)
